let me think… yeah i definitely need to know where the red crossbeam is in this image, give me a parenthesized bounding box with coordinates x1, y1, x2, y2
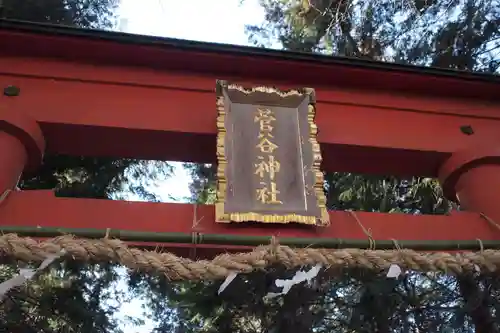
(1, 58, 500, 177)
(0, 191, 498, 257)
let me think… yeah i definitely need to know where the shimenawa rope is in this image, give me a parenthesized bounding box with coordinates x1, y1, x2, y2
(0, 233, 499, 281)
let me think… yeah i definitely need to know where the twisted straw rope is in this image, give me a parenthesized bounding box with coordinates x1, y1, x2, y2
(0, 233, 499, 280)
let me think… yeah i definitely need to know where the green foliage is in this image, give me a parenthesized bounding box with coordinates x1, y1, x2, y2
(19, 155, 171, 201)
(184, 163, 217, 204)
(0, 262, 131, 332)
(130, 266, 500, 333)
(247, 0, 500, 71)
(1, 0, 119, 28)
(325, 174, 453, 214)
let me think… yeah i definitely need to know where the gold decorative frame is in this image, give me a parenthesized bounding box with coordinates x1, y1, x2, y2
(215, 80, 329, 226)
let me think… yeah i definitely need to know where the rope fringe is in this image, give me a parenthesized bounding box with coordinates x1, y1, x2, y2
(348, 210, 376, 250)
(0, 234, 500, 280)
(481, 212, 500, 232)
(0, 190, 12, 207)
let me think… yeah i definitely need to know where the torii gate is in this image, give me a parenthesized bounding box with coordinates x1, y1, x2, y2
(1, 19, 500, 259)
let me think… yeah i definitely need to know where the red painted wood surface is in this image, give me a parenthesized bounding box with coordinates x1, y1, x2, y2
(1, 24, 498, 100)
(1, 191, 499, 245)
(1, 24, 500, 251)
(1, 57, 500, 177)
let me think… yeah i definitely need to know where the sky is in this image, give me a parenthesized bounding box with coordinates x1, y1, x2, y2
(114, 0, 267, 331)
(118, 0, 265, 44)
(117, 0, 267, 204)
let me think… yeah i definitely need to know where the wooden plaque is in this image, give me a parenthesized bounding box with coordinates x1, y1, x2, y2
(215, 80, 329, 226)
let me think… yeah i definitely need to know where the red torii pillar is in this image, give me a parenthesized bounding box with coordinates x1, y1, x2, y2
(0, 103, 45, 197)
(440, 143, 500, 224)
